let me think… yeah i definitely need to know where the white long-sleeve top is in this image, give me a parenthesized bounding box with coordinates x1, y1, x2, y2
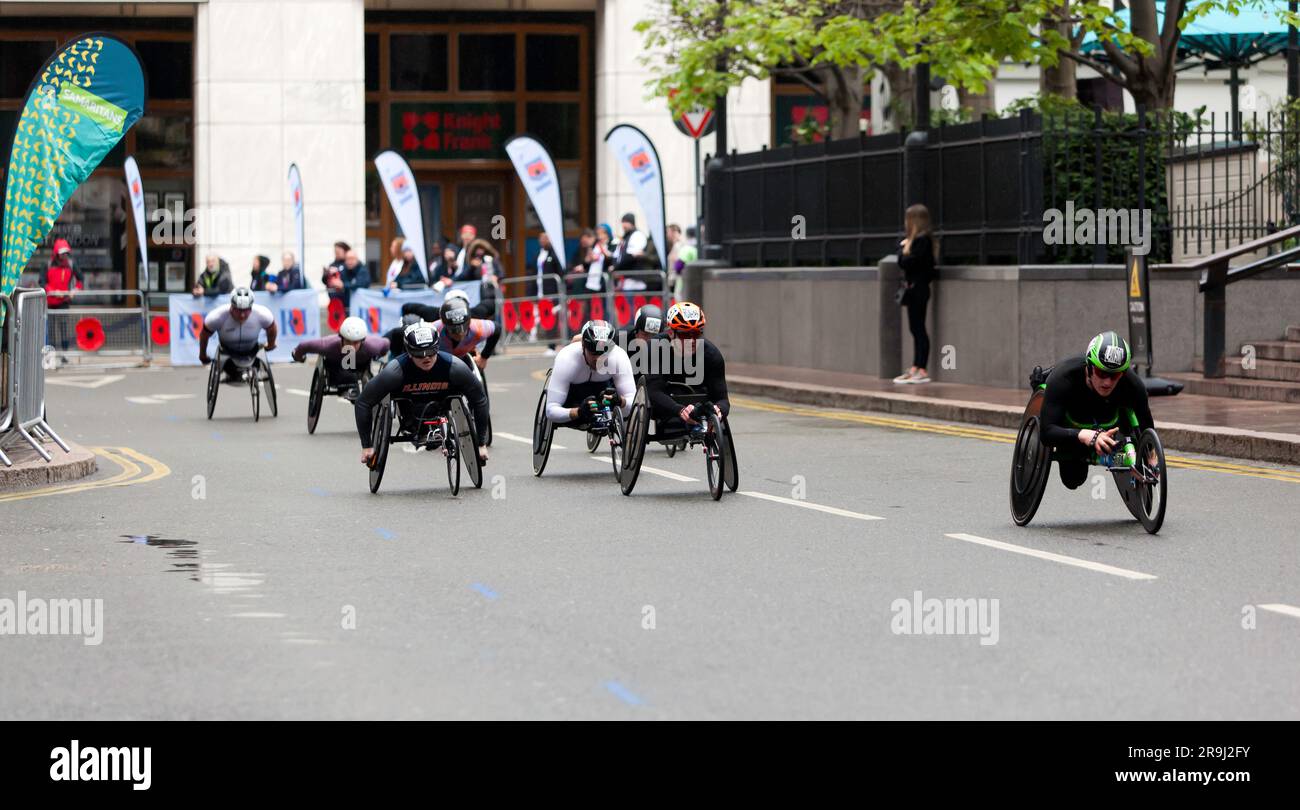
(545, 342, 636, 423)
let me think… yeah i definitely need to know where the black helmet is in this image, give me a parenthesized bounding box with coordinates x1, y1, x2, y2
(581, 320, 616, 355)
(401, 313, 423, 328)
(403, 321, 438, 358)
(440, 299, 470, 335)
(633, 304, 663, 336)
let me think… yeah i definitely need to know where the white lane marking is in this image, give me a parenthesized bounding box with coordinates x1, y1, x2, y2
(1259, 603, 1300, 620)
(401, 444, 421, 454)
(153, 393, 195, 400)
(496, 431, 565, 450)
(125, 396, 163, 405)
(47, 374, 125, 389)
(286, 388, 311, 397)
(587, 455, 696, 481)
(943, 533, 1158, 581)
(229, 612, 286, 619)
(740, 491, 885, 520)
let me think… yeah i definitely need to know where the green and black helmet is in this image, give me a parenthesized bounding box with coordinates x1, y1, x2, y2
(1086, 330, 1131, 373)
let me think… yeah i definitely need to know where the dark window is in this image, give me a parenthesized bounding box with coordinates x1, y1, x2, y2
(526, 102, 580, 160)
(458, 34, 514, 92)
(365, 33, 379, 93)
(132, 115, 191, 169)
(525, 35, 579, 92)
(390, 34, 448, 92)
(0, 39, 56, 98)
(366, 101, 378, 159)
(136, 41, 192, 100)
(0, 109, 16, 164)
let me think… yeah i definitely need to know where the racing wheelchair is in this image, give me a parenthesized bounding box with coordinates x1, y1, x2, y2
(306, 355, 375, 434)
(531, 368, 626, 482)
(617, 381, 738, 500)
(1009, 366, 1167, 534)
(367, 395, 483, 496)
(206, 344, 277, 422)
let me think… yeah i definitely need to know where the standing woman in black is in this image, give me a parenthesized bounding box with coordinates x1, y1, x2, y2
(895, 204, 937, 384)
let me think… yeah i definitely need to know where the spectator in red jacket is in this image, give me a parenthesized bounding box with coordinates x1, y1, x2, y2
(40, 239, 84, 309)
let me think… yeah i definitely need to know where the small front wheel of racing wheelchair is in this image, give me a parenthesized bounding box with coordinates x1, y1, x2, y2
(368, 398, 394, 494)
(1009, 388, 1053, 526)
(1114, 427, 1167, 534)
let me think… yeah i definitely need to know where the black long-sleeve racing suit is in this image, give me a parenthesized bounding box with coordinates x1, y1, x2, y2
(645, 338, 730, 431)
(1039, 355, 1154, 488)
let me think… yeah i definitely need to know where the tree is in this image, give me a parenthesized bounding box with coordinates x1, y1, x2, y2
(636, 1, 906, 141)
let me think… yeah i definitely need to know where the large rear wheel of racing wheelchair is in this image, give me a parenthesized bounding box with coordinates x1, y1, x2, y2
(722, 418, 739, 492)
(449, 397, 482, 491)
(306, 357, 326, 434)
(619, 384, 651, 496)
(368, 399, 393, 494)
(258, 355, 278, 418)
(1117, 428, 1167, 534)
(532, 369, 555, 477)
(478, 364, 492, 447)
(205, 348, 221, 419)
(1009, 389, 1052, 526)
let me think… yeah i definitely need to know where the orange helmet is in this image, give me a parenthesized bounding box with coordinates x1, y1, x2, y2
(666, 302, 706, 337)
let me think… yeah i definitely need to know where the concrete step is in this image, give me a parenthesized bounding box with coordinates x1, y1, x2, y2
(1165, 372, 1300, 404)
(1248, 340, 1300, 362)
(1225, 357, 1300, 382)
(1288, 325, 1300, 342)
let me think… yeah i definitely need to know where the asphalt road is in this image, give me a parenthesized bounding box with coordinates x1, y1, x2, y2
(2, 351, 1298, 719)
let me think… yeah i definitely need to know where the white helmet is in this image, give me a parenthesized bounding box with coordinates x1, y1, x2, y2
(444, 289, 470, 304)
(338, 316, 367, 342)
(230, 287, 254, 310)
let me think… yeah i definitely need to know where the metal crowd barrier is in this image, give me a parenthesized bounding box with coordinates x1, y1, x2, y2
(44, 288, 152, 367)
(497, 269, 674, 349)
(0, 292, 13, 466)
(1, 289, 70, 464)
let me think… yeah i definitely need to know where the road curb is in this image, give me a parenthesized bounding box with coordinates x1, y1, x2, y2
(0, 441, 99, 490)
(730, 376, 1300, 467)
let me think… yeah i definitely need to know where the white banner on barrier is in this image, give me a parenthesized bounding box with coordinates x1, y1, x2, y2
(167, 289, 321, 367)
(288, 163, 305, 274)
(348, 283, 480, 336)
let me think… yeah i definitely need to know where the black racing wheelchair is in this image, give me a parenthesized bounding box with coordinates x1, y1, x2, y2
(206, 344, 278, 422)
(1010, 366, 1167, 534)
(531, 368, 626, 482)
(618, 380, 738, 500)
(306, 355, 375, 434)
(367, 395, 483, 496)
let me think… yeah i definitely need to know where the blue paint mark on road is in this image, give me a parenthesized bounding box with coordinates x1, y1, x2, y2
(211, 432, 223, 441)
(604, 681, 644, 706)
(470, 583, 499, 600)
(308, 487, 329, 497)
(164, 414, 180, 422)
(375, 527, 396, 540)
(262, 452, 274, 461)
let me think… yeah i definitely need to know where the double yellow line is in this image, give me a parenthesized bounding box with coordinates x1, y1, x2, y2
(0, 446, 171, 503)
(731, 396, 1300, 484)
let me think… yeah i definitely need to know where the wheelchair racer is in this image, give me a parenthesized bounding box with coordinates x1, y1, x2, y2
(643, 302, 729, 438)
(431, 297, 499, 372)
(198, 286, 277, 382)
(355, 322, 490, 468)
(545, 320, 636, 427)
(291, 316, 389, 400)
(1038, 330, 1157, 489)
